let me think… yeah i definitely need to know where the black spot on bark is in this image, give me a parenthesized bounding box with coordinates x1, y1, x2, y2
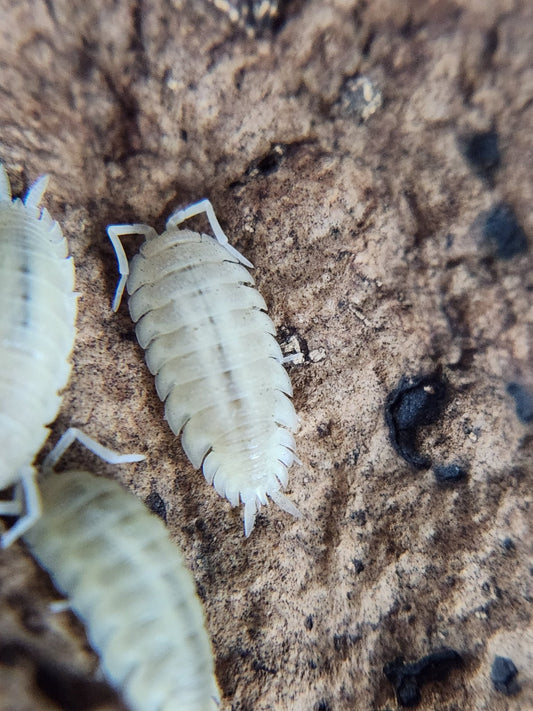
(384, 648, 463, 708)
(460, 130, 500, 183)
(352, 558, 365, 573)
(482, 203, 528, 259)
(246, 145, 286, 178)
(385, 370, 448, 469)
(506, 382, 533, 423)
(491, 656, 520, 696)
(145, 491, 167, 522)
(433, 463, 467, 485)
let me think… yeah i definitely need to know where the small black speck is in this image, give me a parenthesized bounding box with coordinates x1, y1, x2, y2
(461, 130, 500, 182)
(352, 558, 365, 574)
(144, 491, 167, 523)
(482, 203, 528, 259)
(180, 129, 188, 142)
(317, 421, 332, 437)
(251, 659, 277, 675)
(385, 371, 448, 469)
(506, 382, 533, 423)
(315, 701, 330, 711)
(433, 463, 467, 485)
(350, 509, 367, 526)
(345, 447, 360, 466)
(333, 633, 349, 655)
(491, 656, 520, 696)
(305, 615, 314, 631)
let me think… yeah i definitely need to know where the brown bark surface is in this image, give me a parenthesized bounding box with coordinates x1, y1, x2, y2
(0, 1, 531, 709)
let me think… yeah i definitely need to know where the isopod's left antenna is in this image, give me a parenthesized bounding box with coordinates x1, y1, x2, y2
(25, 174, 49, 208)
(167, 198, 254, 269)
(42, 427, 145, 474)
(107, 224, 158, 311)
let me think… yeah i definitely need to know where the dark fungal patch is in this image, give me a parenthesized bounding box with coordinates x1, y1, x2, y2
(482, 203, 528, 259)
(384, 648, 463, 708)
(506, 382, 533, 423)
(490, 656, 520, 696)
(385, 370, 448, 469)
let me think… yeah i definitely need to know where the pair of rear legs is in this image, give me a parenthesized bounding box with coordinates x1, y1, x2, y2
(0, 429, 143, 547)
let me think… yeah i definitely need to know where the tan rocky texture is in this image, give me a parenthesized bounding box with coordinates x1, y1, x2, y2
(0, 0, 532, 709)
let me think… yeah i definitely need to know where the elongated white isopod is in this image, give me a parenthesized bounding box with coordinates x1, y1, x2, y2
(0, 165, 77, 547)
(24, 428, 220, 711)
(108, 199, 300, 536)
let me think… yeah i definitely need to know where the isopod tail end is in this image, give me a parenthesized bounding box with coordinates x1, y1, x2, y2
(0, 164, 12, 202)
(269, 489, 302, 520)
(25, 174, 49, 208)
(243, 499, 258, 537)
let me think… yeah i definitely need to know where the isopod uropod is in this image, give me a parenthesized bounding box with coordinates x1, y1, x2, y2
(0, 165, 77, 547)
(108, 199, 300, 536)
(24, 428, 220, 711)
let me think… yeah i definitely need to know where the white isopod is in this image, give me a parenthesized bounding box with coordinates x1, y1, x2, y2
(0, 164, 77, 547)
(108, 199, 300, 536)
(24, 428, 220, 711)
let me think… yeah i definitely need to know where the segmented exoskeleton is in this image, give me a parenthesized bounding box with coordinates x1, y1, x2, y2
(108, 199, 300, 535)
(0, 165, 76, 546)
(24, 428, 220, 711)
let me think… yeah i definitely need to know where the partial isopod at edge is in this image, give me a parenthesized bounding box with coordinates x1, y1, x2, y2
(0, 164, 77, 547)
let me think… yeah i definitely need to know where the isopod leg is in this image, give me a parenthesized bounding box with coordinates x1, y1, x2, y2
(42, 427, 145, 473)
(0, 164, 12, 201)
(24, 174, 49, 208)
(0, 467, 41, 548)
(166, 198, 254, 269)
(269, 489, 302, 520)
(107, 224, 159, 311)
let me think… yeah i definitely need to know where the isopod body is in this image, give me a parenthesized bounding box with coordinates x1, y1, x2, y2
(109, 199, 299, 535)
(0, 165, 76, 546)
(24, 430, 220, 711)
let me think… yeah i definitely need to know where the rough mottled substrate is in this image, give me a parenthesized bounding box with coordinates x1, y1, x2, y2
(0, 0, 531, 710)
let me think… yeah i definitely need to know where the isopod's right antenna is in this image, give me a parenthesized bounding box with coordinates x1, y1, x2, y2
(167, 198, 254, 269)
(0, 164, 12, 202)
(107, 224, 158, 311)
(25, 174, 49, 209)
(42, 427, 145, 474)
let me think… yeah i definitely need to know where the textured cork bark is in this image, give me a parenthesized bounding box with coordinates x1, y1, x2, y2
(0, 1, 531, 709)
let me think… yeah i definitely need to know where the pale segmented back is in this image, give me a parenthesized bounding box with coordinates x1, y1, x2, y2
(24, 430, 220, 711)
(0, 165, 77, 546)
(108, 199, 300, 536)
